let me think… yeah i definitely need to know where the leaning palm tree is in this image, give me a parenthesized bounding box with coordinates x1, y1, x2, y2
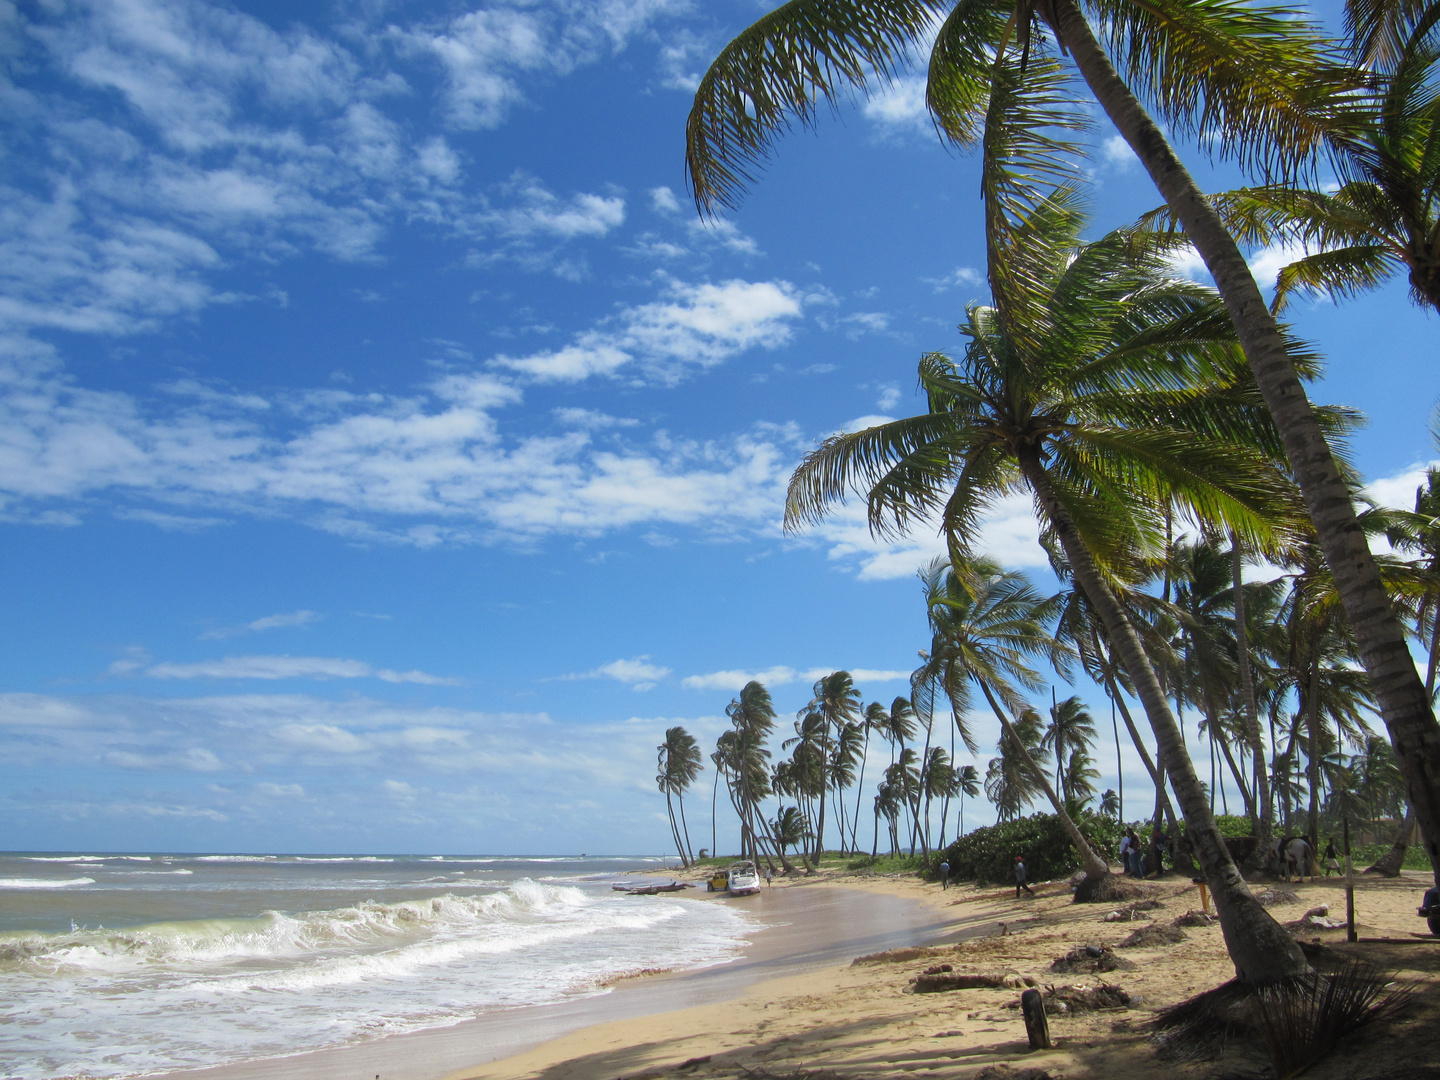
(918, 554, 1109, 877)
(686, 0, 1440, 894)
(785, 64, 1312, 979)
(802, 671, 864, 859)
(1044, 695, 1097, 802)
(658, 726, 704, 865)
(955, 763, 981, 837)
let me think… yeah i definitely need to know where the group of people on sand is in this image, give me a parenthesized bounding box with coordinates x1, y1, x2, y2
(1119, 825, 1170, 877)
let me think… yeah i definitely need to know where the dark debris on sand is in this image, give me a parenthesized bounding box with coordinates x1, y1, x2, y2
(1072, 873, 1154, 904)
(1118, 924, 1187, 949)
(1050, 944, 1138, 973)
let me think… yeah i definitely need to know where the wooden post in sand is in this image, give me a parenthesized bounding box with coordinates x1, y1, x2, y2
(1344, 816, 1357, 943)
(1020, 988, 1051, 1050)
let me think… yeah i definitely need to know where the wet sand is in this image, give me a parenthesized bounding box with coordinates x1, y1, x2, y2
(157, 881, 950, 1080)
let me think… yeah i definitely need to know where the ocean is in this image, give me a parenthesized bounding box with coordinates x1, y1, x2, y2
(0, 852, 757, 1080)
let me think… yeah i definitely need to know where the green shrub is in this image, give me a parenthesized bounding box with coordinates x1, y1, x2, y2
(1210, 814, 1254, 837)
(928, 812, 1124, 885)
(1347, 842, 1431, 871)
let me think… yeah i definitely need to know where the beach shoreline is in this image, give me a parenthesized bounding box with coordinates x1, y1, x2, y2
(447, 868, 1440, 1080)
(155, 875, 953, 1080)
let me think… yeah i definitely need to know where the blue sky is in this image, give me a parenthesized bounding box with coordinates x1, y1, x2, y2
(0, 0, 1434, 856)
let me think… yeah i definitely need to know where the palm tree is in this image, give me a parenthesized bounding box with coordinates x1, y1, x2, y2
(802, 671, 863, 860)
(851, 701, 888, 852)
(955, 763, 981, 837)
(685, 0, 1440, 904)
(784, 68, 1311, 976)
(1043, 695, 1097, 802)
(722, 681, 791, 873)
(1100, 788, 1121, 817)
(657, 726, 704, 866)
(986, 707, 1045, 821)
(916, 555, 1108, 877)
(1175, 9, 1440, 318)
(771, 806, 810, 863)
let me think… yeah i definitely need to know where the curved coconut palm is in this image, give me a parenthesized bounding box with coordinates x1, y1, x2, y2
(785, 90, 1314, 973)
(658, 726, 704, 865)
(685, 0, 1440, 904)
(802, 671, 863, 859)
(986, 707, 1046, 821)
(1044, 695, 1097, 802)
(955, 763, 982, 836)
(920, 555, 1109, 876)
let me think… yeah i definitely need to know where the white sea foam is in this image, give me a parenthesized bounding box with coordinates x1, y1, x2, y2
(0, 874, 752, 1080)
(0, 877, 95, 889)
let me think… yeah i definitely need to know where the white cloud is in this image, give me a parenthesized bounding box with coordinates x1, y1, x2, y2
(397, 1, 684, 130)
(1100, 135, 1138, 171)
(496, 278, 805, 384)
(256, 781, 306, 798)
(1367, 461, 1438, 511)
(1164, 242, 1210, 282)
(797, 491, 1046, 581)
(650, 186, 682, 214)
(680, 666, 908, 692)
(201, 610, 319, 640)
(140, 655, 459, 684)
(862, 75, 932, 137)
(3, 1, 656, 337)
(0, 337, 806, 544)
(105, 747, 224, 771)
(562, 656, 672, 691)
(924, 266, 984, 293)
(1249, 241, 1308, 293)
(877, 386, 901, 411)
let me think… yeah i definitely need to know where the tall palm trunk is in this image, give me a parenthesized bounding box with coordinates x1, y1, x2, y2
(664, 788, 688, 867)
(1046, 0, 1440, 891)
(1233, 539, 1272, 844)
(677, 791, 696, 864)
(1097, 650, 1181, 836)
(1018, 446, 1308, 980)
(976, 679, 1109, 878)
(1305, 660, 1323, 851)
(851, 725, 871, 852)
(1209, 705, 1255, 821)
(711, 765, 721, 858)
(1368, 808, 1416, 876)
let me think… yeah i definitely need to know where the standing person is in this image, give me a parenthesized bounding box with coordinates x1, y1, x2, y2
(1014, 855, 1034, 898)
(1323, 839, 1341, 877)
(765, 865, 773, 887)
(1149, 826, 1167, 878)
(1119, 830, 1133, 877)
(939, 859, 950, 890)
(1127, 828, 1143, 876)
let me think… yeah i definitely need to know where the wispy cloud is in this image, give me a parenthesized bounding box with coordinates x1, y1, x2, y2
(201, 610, 319, 640)
(495, 277, 804, 384)
(137, 655, 460, 685)
(559, 656, 672, 691)
(680, 666, 910, 692)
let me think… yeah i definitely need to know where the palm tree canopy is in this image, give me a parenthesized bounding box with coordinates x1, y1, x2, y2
(657, 726, 704, 794)
(685, 0, 1359, 214)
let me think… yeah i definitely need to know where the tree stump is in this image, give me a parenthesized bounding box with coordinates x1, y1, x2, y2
(1020, 988, 1051, 1050)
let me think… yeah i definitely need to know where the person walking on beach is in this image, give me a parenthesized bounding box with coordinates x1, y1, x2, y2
(765, 865, 773, 887)
(939, 860, 950, 890)
(1014, 855, 1034, 898)
(1323, 839, 1341, 877)
(1119, 830, 1133, 876)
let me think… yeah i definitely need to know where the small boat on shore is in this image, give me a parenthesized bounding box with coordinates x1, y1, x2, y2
(611, 881, 693, 895)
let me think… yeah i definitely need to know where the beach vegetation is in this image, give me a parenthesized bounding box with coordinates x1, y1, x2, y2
(929, 810, 1124, 887)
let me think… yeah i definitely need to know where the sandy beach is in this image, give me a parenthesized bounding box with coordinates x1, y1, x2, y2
(445, 866, 1440, 1080)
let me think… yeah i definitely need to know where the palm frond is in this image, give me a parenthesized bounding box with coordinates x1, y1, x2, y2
(686, 0, 948, 213)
